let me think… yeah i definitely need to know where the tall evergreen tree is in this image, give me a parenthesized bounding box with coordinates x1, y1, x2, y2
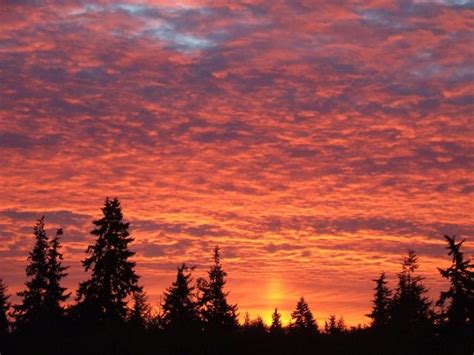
(0, 279, 10, 339)
(198, 246, 238, 332)
(129, 288, 150, 329)
(249, 316, 267, 334)
(390, 250, 432, 335)
(437, 235, 474, 329)
(44, 228, 70, 319)
(290, 297, 318, 333)
(325, 315, 337, 335)
(242, 312, 251, 329)
(367, 272, 392, 330)
(162, 263, 199, 331)
(270, 308, 283, 334)
(336, 316, 346, 334)
(76, 197, 140, 322)
(13, 217, 50, 329)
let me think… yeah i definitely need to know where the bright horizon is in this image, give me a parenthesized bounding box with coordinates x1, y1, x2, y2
(1, 1, 473, 327)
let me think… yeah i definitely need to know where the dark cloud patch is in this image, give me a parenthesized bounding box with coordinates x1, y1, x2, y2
(0, 209, 91, 225)
(136, 238, 196, 258)
(0, 132, 63, 150)
(258, 215, 474, 240)
(460, 184, 474, 194)
(264, 243, 306, 253)
(131, 220, 229, 237)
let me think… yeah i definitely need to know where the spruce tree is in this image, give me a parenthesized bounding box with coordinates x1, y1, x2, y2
(390, 250, 432, 335)
(437, 235, 474, 329)
(13, 217, 50, 330)
(162, 263, 199, 332)
(243, 312, 251, 329)
(0, 279, 10, 339)
(44, 228, 70, 320)
(367, 272, 392, 330)
(336, 316, 346, 334)
(198, 246, 238, 332)
(129, 288, 150, 329)
(290, 297, 318, 333)
(249, 316, 267, 335)
(270, 307, 283, 334)
(76, 197, 140, 322)
(325, 315, 337, 335)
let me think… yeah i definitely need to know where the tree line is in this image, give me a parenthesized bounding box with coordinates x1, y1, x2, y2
(0, 197, 472, 355)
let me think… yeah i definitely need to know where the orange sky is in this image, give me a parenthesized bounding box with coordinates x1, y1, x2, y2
(0, 0, 473, 326)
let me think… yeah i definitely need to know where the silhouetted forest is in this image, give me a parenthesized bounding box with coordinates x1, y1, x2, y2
(1, 198, 473, 355)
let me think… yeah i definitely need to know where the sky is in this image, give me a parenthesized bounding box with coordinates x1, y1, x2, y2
(0, 0, 473, 326)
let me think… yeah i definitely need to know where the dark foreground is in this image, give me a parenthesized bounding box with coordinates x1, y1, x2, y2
(2, 325, 473, 355)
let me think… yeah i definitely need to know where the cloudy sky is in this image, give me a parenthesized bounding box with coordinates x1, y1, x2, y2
(1, 0, 473, 325)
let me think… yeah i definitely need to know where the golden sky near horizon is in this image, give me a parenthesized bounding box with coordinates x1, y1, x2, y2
(0, 0, 473, 326)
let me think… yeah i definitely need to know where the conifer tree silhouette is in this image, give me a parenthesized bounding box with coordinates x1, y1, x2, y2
(325, 314, 337, 334)
(367, 272, 392, 330)
(249, 316, 267, 335)
(198, 246, 238, 333)
(76, 197, 140, 322)
(290, 297, 318, 333)
(324, 315, 346, 335)
(390, 250, 432, 335)
(270, 307, 283, 334)
(44, 228, 70, 321)
(13, 217, 50, 330)
(162, 263, 199, 332)
(0, 279, 10, 340)
(437, 235, 474, 329)
(336, 316, 346, 334)
(242, 312, 251, 329)
(128, 287, 150, 330)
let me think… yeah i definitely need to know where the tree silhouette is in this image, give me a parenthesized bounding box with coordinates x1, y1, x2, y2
(270, 307, 283, 334)
(13, 217, 50, 330)
(161, 263, 199, 332)
(336, 316, 346, 334)
(44, 228, 70, 321)
(324, 315, 346, 335)
(198, 246, 238, 332)
(325, 314, 337, 334)
(76, 197, 140, 322)
(390, 250, 432, 335)
(248, 315, 267, 336)
(289, 297, 318, 333)
(367, 272, 392, 330)
(128, 288, 151, 330)
(242, 312, 251, 329)
(437, 235, 474, 329)
(0, 279, 10, 340)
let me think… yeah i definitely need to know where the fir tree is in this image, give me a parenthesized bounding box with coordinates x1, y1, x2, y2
(437, 235, 474, 329)
(44, 228, 70, 319)
(13, 217, 50, 330)
(249, 316, 267, 334)
(367, 272, 392, 330)
(270, 307, 283, 334)
(242, 312, 251, 329)
(76, 197, 141, 322)
(0, 279, 10, 339)
(390, 250, 432, 335)
(290, 297, 318, 333)
(129, 288, 150, 329)
(162, 263, 199, 332)
(336, 316, 346, 334)
(325, 315, 337, 335)
(198, 246, 238, 332)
